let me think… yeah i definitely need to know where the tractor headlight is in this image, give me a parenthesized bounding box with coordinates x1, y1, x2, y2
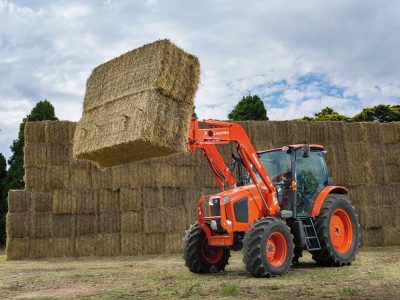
(210, 220, 218, 230)
(226, 220, 232, 227)
(223, 195, 230, 204)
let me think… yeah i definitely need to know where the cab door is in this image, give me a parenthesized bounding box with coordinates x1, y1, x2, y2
(294, 149, 329, 216)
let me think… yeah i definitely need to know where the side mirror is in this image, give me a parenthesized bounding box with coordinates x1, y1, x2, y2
(302, 144, 310, 158)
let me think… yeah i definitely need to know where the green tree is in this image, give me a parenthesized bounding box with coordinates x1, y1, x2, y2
(1, 100, 57, 245)
(352, 104, 400, 122)
(228, 95, 269, 121)
(0, 153, 6, 246)
(192, 105, 198, 119)
(302, 107, 351, 122)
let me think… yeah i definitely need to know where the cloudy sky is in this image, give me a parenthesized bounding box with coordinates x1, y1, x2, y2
(1, 0, 399, 160)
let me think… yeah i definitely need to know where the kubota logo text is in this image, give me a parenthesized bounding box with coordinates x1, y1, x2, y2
(214, 131, 229, 135)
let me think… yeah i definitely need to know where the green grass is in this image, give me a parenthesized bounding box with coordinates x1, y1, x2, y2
(219, 282, 239, 296)
(0, 247, 398, 299)
(340, 286, 359, 296)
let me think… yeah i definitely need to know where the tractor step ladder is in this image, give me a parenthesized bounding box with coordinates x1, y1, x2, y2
(301, 218, 321, 251)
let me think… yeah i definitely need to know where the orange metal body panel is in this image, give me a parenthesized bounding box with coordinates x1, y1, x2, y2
(197, 184, 269, 246)
(310, 186, 348, 217)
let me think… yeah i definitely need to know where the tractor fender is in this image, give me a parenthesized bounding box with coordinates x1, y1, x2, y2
(310, 186, 348, 217)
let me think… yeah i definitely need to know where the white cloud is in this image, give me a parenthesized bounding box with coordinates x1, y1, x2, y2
(0, 0, 399, 159)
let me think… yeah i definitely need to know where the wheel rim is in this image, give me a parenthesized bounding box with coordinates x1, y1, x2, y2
(266, 232, 287, 267)
(201, 237, 223, 264)
(330, 208, 353, 254)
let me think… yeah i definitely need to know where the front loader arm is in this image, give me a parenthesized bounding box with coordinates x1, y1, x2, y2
(187, 118, 279, 215)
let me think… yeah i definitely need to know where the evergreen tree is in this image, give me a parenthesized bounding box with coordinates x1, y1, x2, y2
(192, 106, 198, 119)
(228, 95, 269, 121)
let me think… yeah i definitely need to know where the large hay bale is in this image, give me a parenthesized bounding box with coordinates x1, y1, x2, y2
(99, 212, 121, 233)
(143, 208, 165, 233)
(53, 190, 76, 214)
(111, 163, 137, 190)
(30, 238, 54, 259)
(76, 214, 98, 235)
(8, 190, 31, 213)
(47, 144, 72, 166)
(24, 167, 47, 191)
(74, 190, 98, 214)
(121, 233, 142, 256)
(98, 189, 119, 213)
(24, 143, 47, 168)
(141, 187, 163, 209)
(91, 169, 112, 189)
(73, 39, 200, 167)
(75, 235, 96, 256)
(70, 168, 92, 189)
(96, 233, 121, 256)
(142, 233, 165, 255)
(119, 188, 142, 211)
(165, 232, 183, 254)
(53, 238, 75, 257)
(6, 238, 30, 260)
(31, 191, 53, 213)
(46, 166, 70, 189)
(30, 213, 52, 238)
(53, 215, 75, 238)
(6, 213, 30, 238)
(362, 228, 383, 246)
(121, 211, 142, 233)
(24, 122, 46, 144)
(45, 121, 76, 144)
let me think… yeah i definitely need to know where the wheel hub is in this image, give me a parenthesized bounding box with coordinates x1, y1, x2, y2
(265, 232, 287, 267)
(330, 208, 353, 254)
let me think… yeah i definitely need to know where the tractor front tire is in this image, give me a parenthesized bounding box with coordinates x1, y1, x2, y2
(311, 194, 360, 266)
(242, 217, 294, 278)
(183, 223, 230, 273)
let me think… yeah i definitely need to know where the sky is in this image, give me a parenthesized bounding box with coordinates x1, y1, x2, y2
(1, 0, 399, 160)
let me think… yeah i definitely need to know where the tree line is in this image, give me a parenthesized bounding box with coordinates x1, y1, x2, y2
(1, 96, 399, 245)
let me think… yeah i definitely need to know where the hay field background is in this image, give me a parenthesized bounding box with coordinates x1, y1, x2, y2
(0, 247, 399, 299)
(5, 120, 400, 259)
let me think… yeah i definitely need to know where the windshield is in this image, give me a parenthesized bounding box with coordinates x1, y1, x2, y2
(258, 150, 291, 183)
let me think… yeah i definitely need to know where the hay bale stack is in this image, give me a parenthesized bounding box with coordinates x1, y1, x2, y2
(6, 120, 400, 260)
(73, 39, 200, 167)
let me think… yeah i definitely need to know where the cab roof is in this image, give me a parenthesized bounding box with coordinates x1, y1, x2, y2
(257, 144, 324, 154)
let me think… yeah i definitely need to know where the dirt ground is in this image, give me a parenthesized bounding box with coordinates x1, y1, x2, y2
(0, 247, 399, 299)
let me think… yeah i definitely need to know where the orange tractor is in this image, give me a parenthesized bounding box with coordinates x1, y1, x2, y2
(183, 119, 360, 277)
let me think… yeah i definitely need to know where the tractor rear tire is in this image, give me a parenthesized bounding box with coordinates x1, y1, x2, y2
(311, 194, 360, 266)
(242, 217, 294, 278)
(183, 223, 230, 273)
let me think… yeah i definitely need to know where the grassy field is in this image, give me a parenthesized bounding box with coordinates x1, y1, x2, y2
(0, 247, 399, 299)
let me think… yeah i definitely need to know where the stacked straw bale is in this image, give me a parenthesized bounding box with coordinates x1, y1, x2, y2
(73, 39, 200, 167)
(5, 120, 400, 259)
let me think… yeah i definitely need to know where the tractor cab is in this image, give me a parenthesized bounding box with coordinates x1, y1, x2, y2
(257, 144, 330, 217)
